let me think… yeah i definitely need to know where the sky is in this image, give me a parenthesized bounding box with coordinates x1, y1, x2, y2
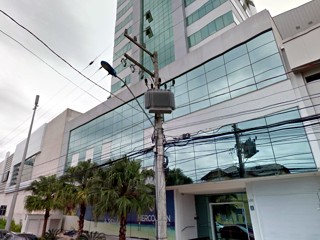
(0, 0, 312, 160)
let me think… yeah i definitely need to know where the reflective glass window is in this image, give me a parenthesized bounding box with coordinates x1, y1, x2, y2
(225, 54, 251, 74)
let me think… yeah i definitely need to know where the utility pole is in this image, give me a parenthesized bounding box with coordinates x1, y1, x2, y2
(232, 123, 245, 178)
(123, 30, 168, 240)
(6, 95, 39, 231)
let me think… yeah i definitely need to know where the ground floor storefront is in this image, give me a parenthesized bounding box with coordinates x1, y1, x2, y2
(172, 173, 320, 240)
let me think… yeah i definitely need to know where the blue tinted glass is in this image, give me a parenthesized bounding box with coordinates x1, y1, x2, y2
(252, 53, 283, 76)
(173, 105, 191, 118)
(225, 54, 251, 74)
(247, 30, 275, 51)
(204, 56, 224, 72)
(175, 83, 188, 96)
(206, 65, 226, 82)
(175, 74, 187, 86)
(230, 83, 256, 98)
(187, 66, 205, 80)
(208, 76, 229, 95)
(189, 85, 209, 102)
(224, 45, 247, 63)
(175, 93, 190, 106)
(256, 66, 287, 89)
(190, 98, 210, 112)
(228, 66, 254, 87)
(249, 41, 278, 63)
(188, 74, 207, 90)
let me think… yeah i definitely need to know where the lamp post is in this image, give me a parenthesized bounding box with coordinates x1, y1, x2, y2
(5, 95, 39, 231)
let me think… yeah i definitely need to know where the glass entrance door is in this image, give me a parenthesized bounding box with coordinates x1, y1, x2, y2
(210, 202, 254, 240)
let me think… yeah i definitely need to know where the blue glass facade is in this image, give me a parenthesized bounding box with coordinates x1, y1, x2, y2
(66, 30, 316, 183)
(142, 0, 175, 71)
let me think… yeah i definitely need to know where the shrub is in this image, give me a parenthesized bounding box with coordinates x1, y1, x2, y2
(0, 218, 22, 232)
(78, 231, 106, 240)
(44, 229, 61, 240)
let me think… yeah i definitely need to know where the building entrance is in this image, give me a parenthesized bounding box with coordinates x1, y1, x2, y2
(210, 202, 254, 240)
(195, 193, 254, 240)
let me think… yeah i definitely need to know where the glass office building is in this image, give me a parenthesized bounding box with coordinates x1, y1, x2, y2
(66, 29, 316, 181)
(62, 1, 320, 239)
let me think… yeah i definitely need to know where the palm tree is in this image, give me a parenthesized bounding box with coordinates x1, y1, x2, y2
(88, 157, 154, 240)
(241, 0, 255, 11)
(165, 168, 193, 186)
(24, 175, 64, 237)
(61, 160, 97, 236)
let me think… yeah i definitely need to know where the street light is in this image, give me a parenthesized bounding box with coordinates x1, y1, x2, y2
(6, 95, 39, 231)
(101, 58, 174, 240)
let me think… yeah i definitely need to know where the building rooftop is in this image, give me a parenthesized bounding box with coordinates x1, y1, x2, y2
(273, 0, 320, 39)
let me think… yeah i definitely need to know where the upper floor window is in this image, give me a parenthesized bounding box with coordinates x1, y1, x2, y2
(0, 205, 7, 216)
(305, 72, 320, 83)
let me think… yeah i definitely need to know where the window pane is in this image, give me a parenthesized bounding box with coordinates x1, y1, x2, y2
(215, 16, 224, 30)
(175, 92, 190, 106)
(173, 105, 191, 118)
(252, 53, 283, 76)
(188, 74, 207, 90)
(226, 54, 250, 74)
(190, 99, 210, 112)
(175, 82, 188, 96)
(223, 11, 234, 26)
(187, 65, 205, 80)
(206, 65, 226, 82)
(256, 66, 287, 89)
(204, 56, 224, 72)
(249, 41, 278, 63)
(208, 76, 229, 95)
(175, 74, 187, 86)
(228, 66, 254, 89)
(189, 85, 209, 102)
(247, 31, 275, 51)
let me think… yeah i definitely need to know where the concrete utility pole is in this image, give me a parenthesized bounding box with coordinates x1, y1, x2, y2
(123, 30, 167, 240)
(6, 95, 39, 231)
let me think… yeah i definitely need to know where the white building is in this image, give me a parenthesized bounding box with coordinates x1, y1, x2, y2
(0, 109, 80, 235)
(2, 1, 320, 239)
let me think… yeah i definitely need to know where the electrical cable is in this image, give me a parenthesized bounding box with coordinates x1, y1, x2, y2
(10, 114, 320, 182)
(0, 9, 154, 131)
(0, 29, 152, 152)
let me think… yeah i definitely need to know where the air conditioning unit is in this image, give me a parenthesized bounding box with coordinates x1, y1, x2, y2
(144, 89, 175, 114)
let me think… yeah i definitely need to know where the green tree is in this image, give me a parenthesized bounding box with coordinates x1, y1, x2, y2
(61, 160, 97, 236)
(241, 0, 255, 11)
(165, 168, 193, 186)
(88, 157, 154, 240)
(24, 175, 64, 237)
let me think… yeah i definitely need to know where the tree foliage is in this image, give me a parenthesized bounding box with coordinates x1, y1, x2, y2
(88, 157, 154, 240)
(24, 175, 64, 237)
(242, 0, 255, 11)
(60, 160, 97, 237)
(165, 168, 193, 186)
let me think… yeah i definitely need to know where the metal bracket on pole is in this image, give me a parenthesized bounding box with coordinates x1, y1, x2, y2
(123, 29, 167, 240)
(124, 53, 154, 78)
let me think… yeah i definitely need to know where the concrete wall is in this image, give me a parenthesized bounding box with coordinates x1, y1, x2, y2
(2, 109, 81, 231)
(5, 125, 47, 192)
(283, 25, 320, 71)
(32, 109, 81, 179)
(246, 176, 320, 240)
(23, 212, 63, 236)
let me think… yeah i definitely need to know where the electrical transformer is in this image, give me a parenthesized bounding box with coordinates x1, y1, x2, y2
(144, 89, 175, 114)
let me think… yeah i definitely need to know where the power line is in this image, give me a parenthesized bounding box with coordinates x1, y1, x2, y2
(5, 113, 320, 183)
(0, 9, 153, 129)
(0, 28, 150, 151)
